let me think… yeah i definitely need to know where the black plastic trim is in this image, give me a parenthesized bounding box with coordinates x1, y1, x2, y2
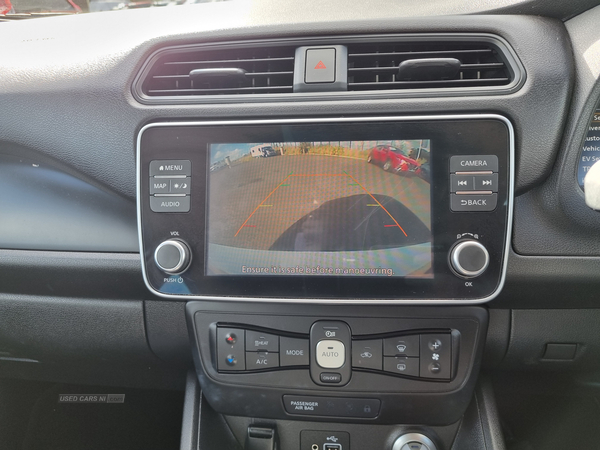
(132, 33, 525, 105)
(179, 371, 201, 450)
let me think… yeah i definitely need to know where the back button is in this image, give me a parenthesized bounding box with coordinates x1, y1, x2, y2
(450, 194, 497, 212)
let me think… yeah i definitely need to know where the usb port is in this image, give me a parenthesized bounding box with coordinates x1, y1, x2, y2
(324, 445, 342, 450)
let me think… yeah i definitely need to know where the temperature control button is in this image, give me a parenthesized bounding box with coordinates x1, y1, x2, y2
(154, 239, 191, 274)
(450, 240, 489, 278)
(217, 327, 245, 371)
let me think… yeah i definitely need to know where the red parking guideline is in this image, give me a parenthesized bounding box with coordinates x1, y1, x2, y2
(234, 172, 408, 238)
(343, 171, 408, 237)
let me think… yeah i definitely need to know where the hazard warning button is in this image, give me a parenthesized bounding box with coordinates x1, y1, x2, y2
(305, 48, 336, 84)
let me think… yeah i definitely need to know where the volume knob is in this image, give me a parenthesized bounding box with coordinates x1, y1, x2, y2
(154, 239, 191, 275)
(450, 240, 489, 278)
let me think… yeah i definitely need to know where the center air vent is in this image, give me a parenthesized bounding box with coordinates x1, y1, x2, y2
(134, 35, 523, 103)
(140, 45, 296, 97)
(347, 41, 513, 91)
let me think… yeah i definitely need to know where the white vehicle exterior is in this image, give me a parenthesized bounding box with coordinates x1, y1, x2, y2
(250, 144, 276, 158)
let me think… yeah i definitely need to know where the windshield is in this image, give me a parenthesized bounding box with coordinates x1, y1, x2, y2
(0, 0, 222, 17)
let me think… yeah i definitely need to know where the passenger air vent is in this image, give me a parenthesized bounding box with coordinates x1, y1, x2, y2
(140, 45, 295, 97)
(347, 41, 514, 91)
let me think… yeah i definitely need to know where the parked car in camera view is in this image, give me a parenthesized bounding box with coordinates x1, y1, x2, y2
(367, 144, 421, 173)
(250, 144, 278, 158)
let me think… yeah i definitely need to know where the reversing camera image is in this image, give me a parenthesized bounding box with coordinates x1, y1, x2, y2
(206, 140, 432, 278)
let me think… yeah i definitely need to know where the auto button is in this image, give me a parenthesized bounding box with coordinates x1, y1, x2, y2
(310, 321, 352, 386)
(316, 340, 345, 369)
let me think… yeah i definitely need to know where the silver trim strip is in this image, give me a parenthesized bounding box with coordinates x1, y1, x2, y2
(455, 170, 493, 175)
(136, 114, 515, 304)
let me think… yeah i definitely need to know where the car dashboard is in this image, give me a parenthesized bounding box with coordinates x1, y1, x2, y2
(2, 1, 600, 449)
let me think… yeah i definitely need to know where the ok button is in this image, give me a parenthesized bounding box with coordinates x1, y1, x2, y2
(316, 340, 345, 369)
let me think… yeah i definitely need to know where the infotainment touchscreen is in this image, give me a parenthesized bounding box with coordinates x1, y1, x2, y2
(206, 140, 432, 278)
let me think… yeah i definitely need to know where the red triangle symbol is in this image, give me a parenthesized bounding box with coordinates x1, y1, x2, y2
(314, 61, 327, 69)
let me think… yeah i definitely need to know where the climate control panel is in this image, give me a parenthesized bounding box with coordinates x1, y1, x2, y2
(214, 321, 454, 385)
(189, 305, 486, 424)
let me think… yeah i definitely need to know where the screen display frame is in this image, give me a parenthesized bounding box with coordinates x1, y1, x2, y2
(205, 137, 433, 279)
(137, 115, 514, 304)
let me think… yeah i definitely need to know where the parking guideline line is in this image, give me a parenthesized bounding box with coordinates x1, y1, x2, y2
(234, 171, 408, 237)
(343, 171, 408, 237)
(290, 174, 347, 177)
(234, 173, 293, 237)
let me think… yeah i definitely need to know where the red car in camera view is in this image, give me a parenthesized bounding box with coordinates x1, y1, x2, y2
(368, 144, 431, 182)
(367, 144, 422, 174)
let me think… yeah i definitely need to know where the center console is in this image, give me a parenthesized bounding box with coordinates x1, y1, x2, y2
(136, 114, 514, 449)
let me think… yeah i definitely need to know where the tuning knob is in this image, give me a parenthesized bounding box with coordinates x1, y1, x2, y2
(154, 239, 191, 275)
(449, 240, 489, 278)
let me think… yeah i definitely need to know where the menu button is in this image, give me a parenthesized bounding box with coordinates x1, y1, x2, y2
(149, 160, 192, 176)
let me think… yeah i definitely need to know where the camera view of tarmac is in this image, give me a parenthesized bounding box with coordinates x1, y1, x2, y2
(206, 141, 432, 278)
